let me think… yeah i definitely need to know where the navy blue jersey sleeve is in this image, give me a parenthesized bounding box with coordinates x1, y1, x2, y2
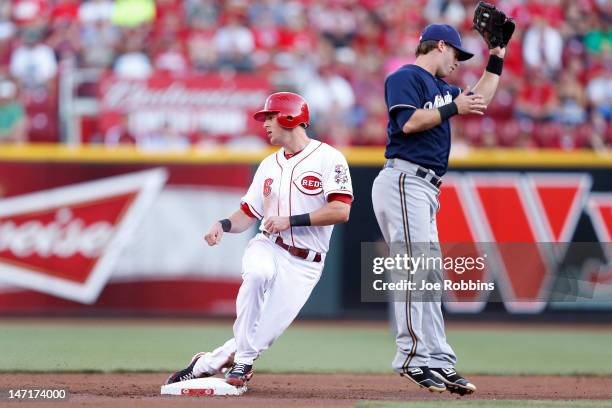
(385, 71, 425, 130)
(393, 109, 414, 130)
(386, 71, 425, 112)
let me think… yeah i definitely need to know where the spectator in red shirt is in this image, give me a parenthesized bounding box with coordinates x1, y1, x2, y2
(502, 26, 524, 78)
(514, 69, 559, 122)
(351, 6, 386, 53)
(277, 7, 316, 54)
(50, 0, 78, 23)
(525, 0, 564, 28)
(155, 0, 182, 25)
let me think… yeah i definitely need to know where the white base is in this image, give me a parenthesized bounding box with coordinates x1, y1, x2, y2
(161, 377, 247, 397)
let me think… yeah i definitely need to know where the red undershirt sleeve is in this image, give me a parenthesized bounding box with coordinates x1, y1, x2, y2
(327, 193, 353, 205)
(240, 202, 258, 218)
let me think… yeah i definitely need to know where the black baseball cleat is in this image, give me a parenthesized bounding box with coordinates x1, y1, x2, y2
(400, 366, 447, 392)
(165, 352, 210, 385)
(225, 362, 254, 387)
(430, 367, 477, 396)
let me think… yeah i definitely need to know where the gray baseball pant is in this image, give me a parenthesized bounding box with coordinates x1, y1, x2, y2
(372, 159, 456, 372)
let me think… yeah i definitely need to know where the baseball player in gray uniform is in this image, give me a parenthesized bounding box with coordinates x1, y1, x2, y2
(372, 22, 510, 395)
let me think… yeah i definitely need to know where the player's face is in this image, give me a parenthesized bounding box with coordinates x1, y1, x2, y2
(263, 113, 289, 145)
(438, 42, 459, 77)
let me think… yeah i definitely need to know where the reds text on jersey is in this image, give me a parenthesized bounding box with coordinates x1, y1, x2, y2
(242, 140, 353, 253)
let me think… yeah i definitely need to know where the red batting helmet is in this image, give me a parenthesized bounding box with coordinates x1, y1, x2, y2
(253, 92, 309, 129)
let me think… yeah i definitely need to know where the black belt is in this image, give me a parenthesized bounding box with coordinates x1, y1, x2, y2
(415, 167, 442, 188)
(263, 231, 322, 263)
(384, 159, 442, 188)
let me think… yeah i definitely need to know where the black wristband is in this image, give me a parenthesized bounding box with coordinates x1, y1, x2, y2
(438, 102, 458, 121)
(486, 54, 504, 76)
(219, 219, 232, 232)
(289, 213, 311, 227)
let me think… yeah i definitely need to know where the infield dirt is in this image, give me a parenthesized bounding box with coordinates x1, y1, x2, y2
(3, 372, 612, 407)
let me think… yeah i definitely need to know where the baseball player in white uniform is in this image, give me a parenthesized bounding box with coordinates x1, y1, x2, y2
(166, 92, 353, 388)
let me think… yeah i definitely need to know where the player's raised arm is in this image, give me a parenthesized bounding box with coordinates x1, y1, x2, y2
(204, 209, 256, 246)
(470, 46, 506, 105)
(470, 2, 515, 104)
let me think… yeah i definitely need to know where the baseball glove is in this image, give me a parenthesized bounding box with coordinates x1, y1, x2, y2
(473, 1, 515, 49)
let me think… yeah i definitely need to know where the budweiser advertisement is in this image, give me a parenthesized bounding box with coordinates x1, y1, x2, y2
(98, 73, 271, 141)
(0, 169, 167, 304)
(0, 162, 254, 314)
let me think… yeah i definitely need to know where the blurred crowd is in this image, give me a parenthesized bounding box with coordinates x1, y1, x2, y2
(0, 0, 610, 149)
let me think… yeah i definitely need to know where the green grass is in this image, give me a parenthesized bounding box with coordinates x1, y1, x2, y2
(445, 329, 612, 376)
(0, 321, 611, 375)
(357, 401, 612, 408)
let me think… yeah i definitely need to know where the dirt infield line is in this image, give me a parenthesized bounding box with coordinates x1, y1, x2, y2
(2, 373, 611, 407)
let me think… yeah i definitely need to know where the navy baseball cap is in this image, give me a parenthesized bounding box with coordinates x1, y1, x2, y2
(419, 24, 474, 61)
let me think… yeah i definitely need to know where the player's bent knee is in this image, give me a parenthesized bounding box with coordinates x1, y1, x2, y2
(241, 264, 274, 286)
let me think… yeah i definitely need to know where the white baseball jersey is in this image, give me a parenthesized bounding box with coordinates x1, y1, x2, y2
(241, 140, 353, 253)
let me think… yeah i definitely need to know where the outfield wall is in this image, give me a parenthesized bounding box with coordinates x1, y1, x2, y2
(0, 145, 610, 317)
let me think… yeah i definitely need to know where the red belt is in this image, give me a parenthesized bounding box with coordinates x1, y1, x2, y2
(263, 231, 322, 263)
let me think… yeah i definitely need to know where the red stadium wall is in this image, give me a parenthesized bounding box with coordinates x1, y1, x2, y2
(0, 152, 255, 315)
(0, 146, 611, 316)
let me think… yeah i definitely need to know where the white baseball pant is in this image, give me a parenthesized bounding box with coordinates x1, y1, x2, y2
(194, 233, 324, 375)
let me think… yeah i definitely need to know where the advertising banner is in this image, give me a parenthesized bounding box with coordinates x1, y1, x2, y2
(1, 148, 610, 316)
(0, 161, 254, 314)
(98, 73, 271, 140)
(343, 166, 612, 315)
